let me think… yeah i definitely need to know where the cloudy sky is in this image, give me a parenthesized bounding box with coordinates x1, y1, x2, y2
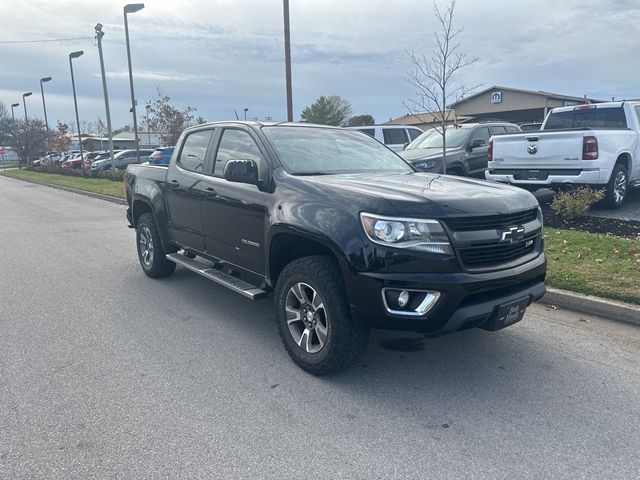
(1, 0, 639, 131)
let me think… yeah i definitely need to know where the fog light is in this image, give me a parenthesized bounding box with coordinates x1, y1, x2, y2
(398, 290, 410, 308)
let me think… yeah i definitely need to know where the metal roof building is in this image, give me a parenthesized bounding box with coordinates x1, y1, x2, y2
(448, 86, 603, 123)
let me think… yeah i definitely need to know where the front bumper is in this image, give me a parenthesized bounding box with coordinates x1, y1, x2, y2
(347, 253, 547, 335)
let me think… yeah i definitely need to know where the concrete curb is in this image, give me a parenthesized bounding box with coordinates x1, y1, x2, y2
(1, 174, 126, 205)
(538, 287, 640, 327)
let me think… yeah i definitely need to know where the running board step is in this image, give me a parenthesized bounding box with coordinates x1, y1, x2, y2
(166, 253, 267, 300)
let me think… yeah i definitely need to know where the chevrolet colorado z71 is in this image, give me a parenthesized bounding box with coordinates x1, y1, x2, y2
(125, 122, 546, 374)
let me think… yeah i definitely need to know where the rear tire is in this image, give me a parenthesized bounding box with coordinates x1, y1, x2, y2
(604, 163, 628, 209)
(136, 213, 176, 278)
(274, 255, 369, 375)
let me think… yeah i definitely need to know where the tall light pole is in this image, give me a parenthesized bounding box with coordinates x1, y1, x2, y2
(145, 104, 151, 146)
(69, 50, 84, 159)
(22, 92, 33, 167)
(40, 77, 52, 151)
(22, 92, 32, 123)
(10, 103, 19, 123)
(95, 23, 116, 176)
(283, 0, 293, 122)
(124, 3, 145, 163)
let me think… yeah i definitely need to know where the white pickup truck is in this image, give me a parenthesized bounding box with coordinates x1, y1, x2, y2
(485, 102, 640, 208)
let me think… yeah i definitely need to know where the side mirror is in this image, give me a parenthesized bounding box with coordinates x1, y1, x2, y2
(469, 138, 486, 150)
(223, 159, 259, 185)
(403, 141, 410, 150)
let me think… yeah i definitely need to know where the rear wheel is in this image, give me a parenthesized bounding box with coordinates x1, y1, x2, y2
(136, 213, 176, 278)
(604, 164, 628, 209)
(274, 256, 369, 375)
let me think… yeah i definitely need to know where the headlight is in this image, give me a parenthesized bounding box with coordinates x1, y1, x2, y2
(413, 160, 435, 170)
(360, 213, 453, 254)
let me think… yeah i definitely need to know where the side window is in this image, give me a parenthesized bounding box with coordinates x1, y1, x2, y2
(178, 130, 213, 173)
(473, 127, 491, 145)
(489, 126, 507, 135)
(408, 129, 422, 140)
(214, 129, 262, 176)
(358, 128, 375, 138)
(505, 126, 520, 134)
(382, 128, 408, 145)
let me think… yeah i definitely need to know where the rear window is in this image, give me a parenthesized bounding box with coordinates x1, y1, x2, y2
(545, 107, 628, 129)
(382, 128, 408, 145)
(408, 129, 422, 140)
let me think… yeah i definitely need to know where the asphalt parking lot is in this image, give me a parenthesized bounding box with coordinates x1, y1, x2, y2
(1, 176, 639, 479)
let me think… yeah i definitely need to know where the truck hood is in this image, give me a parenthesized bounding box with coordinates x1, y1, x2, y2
(304, 172, 539, 217)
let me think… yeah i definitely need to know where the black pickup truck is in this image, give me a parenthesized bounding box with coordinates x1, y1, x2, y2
(124, 122, 547, 374)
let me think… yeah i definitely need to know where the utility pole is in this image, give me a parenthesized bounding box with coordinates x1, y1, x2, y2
(283, 0, 293, 122)
(95, 23, 116, 177)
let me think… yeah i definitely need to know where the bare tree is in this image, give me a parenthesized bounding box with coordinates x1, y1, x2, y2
(405, 0, 479, 174)
(0, 117, 47, 168)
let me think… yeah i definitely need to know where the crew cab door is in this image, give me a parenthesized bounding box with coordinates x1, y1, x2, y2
(165, 128, 215, 252)
(200, 127, 269, 275)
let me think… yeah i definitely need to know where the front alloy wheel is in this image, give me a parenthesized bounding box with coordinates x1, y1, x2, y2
(285, 282, 328, 354)
(275, 255, 369, 375)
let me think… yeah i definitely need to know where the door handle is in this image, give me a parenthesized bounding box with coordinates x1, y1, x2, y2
(202, 187, 217, 197)
(168, 179, 179, 188)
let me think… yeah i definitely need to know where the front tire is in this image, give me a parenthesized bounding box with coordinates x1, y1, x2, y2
(604, 163, 629, 209)
(274, 256, 369, 375)
(136, 213, 176, 278)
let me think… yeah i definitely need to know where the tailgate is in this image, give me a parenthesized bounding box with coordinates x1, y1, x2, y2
(491, 131, 585, 169)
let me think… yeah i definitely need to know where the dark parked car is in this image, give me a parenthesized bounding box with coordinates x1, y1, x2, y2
(398, 122, 521, 177)
(91, 149, 154, 172)
(124, 122, 546, 375)
(148, 147, 174, 166)
(519, 123, 543, 132)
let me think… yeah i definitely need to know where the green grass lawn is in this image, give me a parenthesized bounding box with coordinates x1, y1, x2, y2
(545, 228, 640, 304)
(0, 169, 124, 199)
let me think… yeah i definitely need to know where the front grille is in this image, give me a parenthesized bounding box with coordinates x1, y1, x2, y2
(443, 209, 538, 232)
(459, 237, 537, 269)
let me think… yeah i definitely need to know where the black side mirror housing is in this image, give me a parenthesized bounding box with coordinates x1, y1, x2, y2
(469, 138, 486, 151)
(223, 159, 259, 185)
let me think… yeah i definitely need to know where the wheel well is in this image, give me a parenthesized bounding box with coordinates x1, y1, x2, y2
(132, 200, 153, 227)
(616, 153, 631, 172)
(269, 233, 337, 285)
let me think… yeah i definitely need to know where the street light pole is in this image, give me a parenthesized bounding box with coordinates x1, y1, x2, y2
(124, 3, 145, 164)
(69, 50, 85, 160)
(40, 77, 52, 151)
(22, 92, 33, 168)
(11, 103, 19, 123)
(22, 92, 32, 123)
(145, 104, 151, 146)
(95, 23, 116, 177)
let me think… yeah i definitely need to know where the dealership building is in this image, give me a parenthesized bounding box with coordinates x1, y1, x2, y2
(387, 85, 604, 129)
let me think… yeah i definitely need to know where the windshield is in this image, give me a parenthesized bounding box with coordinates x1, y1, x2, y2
(262, 126, 413, 175)
(406, 128, 470, 150)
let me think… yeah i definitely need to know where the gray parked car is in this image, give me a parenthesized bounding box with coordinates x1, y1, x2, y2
(91, 149, 154, 172)
(398, 122, 521, 177)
